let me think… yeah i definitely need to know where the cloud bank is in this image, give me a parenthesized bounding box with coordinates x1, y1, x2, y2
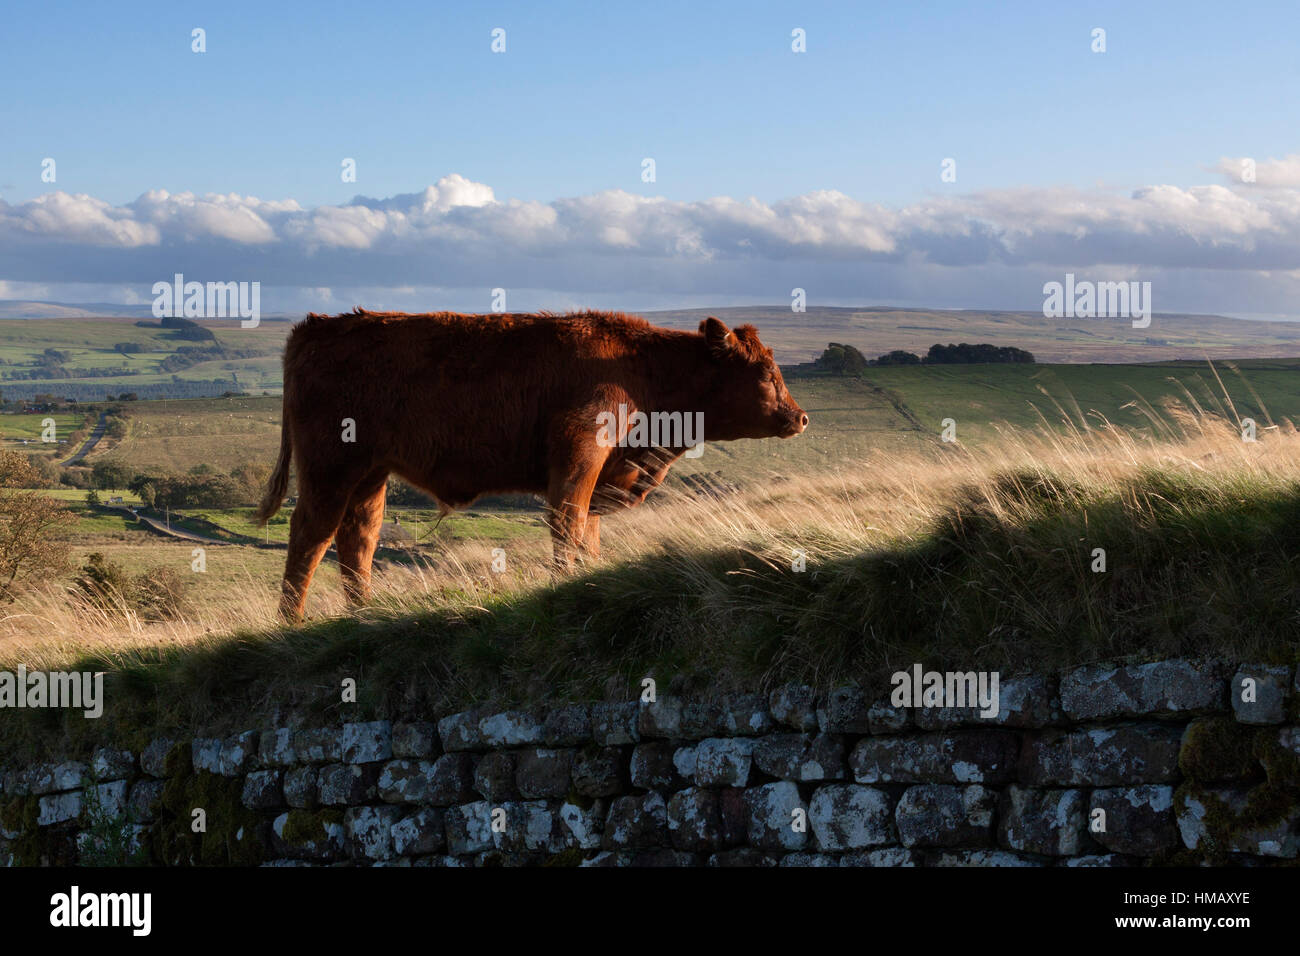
(4, 161, 1300, 317)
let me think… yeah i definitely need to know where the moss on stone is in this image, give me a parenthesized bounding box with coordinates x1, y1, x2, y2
(1256, 728, 1300, 786)
(1175, 744, 1300, 867)
(279, 808, 342, 848)
(2, 796, 43, 866)
(542, 846, 587, 867)
(155, 770, 265, 866)
(1237, 729, 1300, 832)
(1172, 784, 1232, 865)
(0, 795, 34, 834)
(161, 740, 192, 778)
(1177, 720, 1300, 855)
(1178, 717, 1261, 783)
(564, 785, 597, 812)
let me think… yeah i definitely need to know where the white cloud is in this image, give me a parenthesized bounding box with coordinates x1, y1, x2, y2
(1, 192, 159, 247)
(3, 166, 1300, 316)
(129, 190, 284, 244)
(1215, 154, 1300, 188)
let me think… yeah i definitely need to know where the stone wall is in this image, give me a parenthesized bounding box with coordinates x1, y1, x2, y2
(2, 657, 1297, 866)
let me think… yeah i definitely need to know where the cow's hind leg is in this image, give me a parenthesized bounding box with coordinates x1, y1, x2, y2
(335, 470, 389, 608)
(279, 480, 350, 623)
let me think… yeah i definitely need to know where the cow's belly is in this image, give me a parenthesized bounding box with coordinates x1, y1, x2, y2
(395, 456, 548, 510)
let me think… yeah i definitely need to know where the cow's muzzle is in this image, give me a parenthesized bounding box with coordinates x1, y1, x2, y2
(781, 410, 809, 437)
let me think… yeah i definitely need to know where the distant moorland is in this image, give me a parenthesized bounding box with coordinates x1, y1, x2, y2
(0, 306, 1299, 404)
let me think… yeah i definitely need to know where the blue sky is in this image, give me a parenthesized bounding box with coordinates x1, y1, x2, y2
(3, 0, 1299, 317)
(5, 0, 1295, 206)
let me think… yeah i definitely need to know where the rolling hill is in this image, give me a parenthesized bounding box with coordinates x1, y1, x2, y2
(648, 306, 1300, 364)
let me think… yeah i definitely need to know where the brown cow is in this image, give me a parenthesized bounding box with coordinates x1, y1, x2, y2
(256, 309, 808, 621)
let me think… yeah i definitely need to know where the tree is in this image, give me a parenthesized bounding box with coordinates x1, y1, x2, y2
(230, 462, 270, 503)
(24, 454, 59, 488)
(387, 475, 436, 507)
(0, 451, 74, 601)
(818, 342, 870, 376)
(92, 459, 133, 491)
(146, 473, 244, 509)
(875, 350, 921, 366)
(923, 342, 1035, 365)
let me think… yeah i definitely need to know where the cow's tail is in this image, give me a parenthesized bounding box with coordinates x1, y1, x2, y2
(256, 418, 293, 525)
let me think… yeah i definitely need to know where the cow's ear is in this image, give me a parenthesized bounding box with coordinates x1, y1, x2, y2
(700, 316, 736, 358)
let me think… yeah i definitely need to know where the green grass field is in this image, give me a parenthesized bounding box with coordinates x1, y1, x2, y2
(0, 411, 89, 459)
(650, 306, 1300, 364)
(42, 488, 143, 505)
(0, 317, 289, 401)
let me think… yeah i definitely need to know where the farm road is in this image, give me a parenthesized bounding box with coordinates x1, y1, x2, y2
(59, 413, 108, 466)
(103, 504, 232, 547)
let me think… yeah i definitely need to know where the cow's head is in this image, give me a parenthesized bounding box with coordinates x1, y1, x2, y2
(697, 317, 808, 440)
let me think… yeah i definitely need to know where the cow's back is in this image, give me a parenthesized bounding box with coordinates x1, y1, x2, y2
(281, 310, 657, 498)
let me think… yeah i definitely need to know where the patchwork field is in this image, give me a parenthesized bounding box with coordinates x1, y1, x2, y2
(3, 307, 1300, 405)
(0, 316, 290, 401)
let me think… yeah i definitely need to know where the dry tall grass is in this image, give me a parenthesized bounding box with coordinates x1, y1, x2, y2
(2, 389, 1296, 675)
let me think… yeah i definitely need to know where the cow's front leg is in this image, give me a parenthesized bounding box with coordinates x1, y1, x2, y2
(590, 447, 684, 516)
(546, 452, 605, 572)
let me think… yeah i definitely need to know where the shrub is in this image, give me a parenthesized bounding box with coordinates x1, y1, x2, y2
(74, 552, 133, 609)
(59, 466, 93, 489)
(132, 566, 190, 621)
(73, 553, 190, 620)
(24, 454, 59, 488)
(0, 452, 73, 600)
